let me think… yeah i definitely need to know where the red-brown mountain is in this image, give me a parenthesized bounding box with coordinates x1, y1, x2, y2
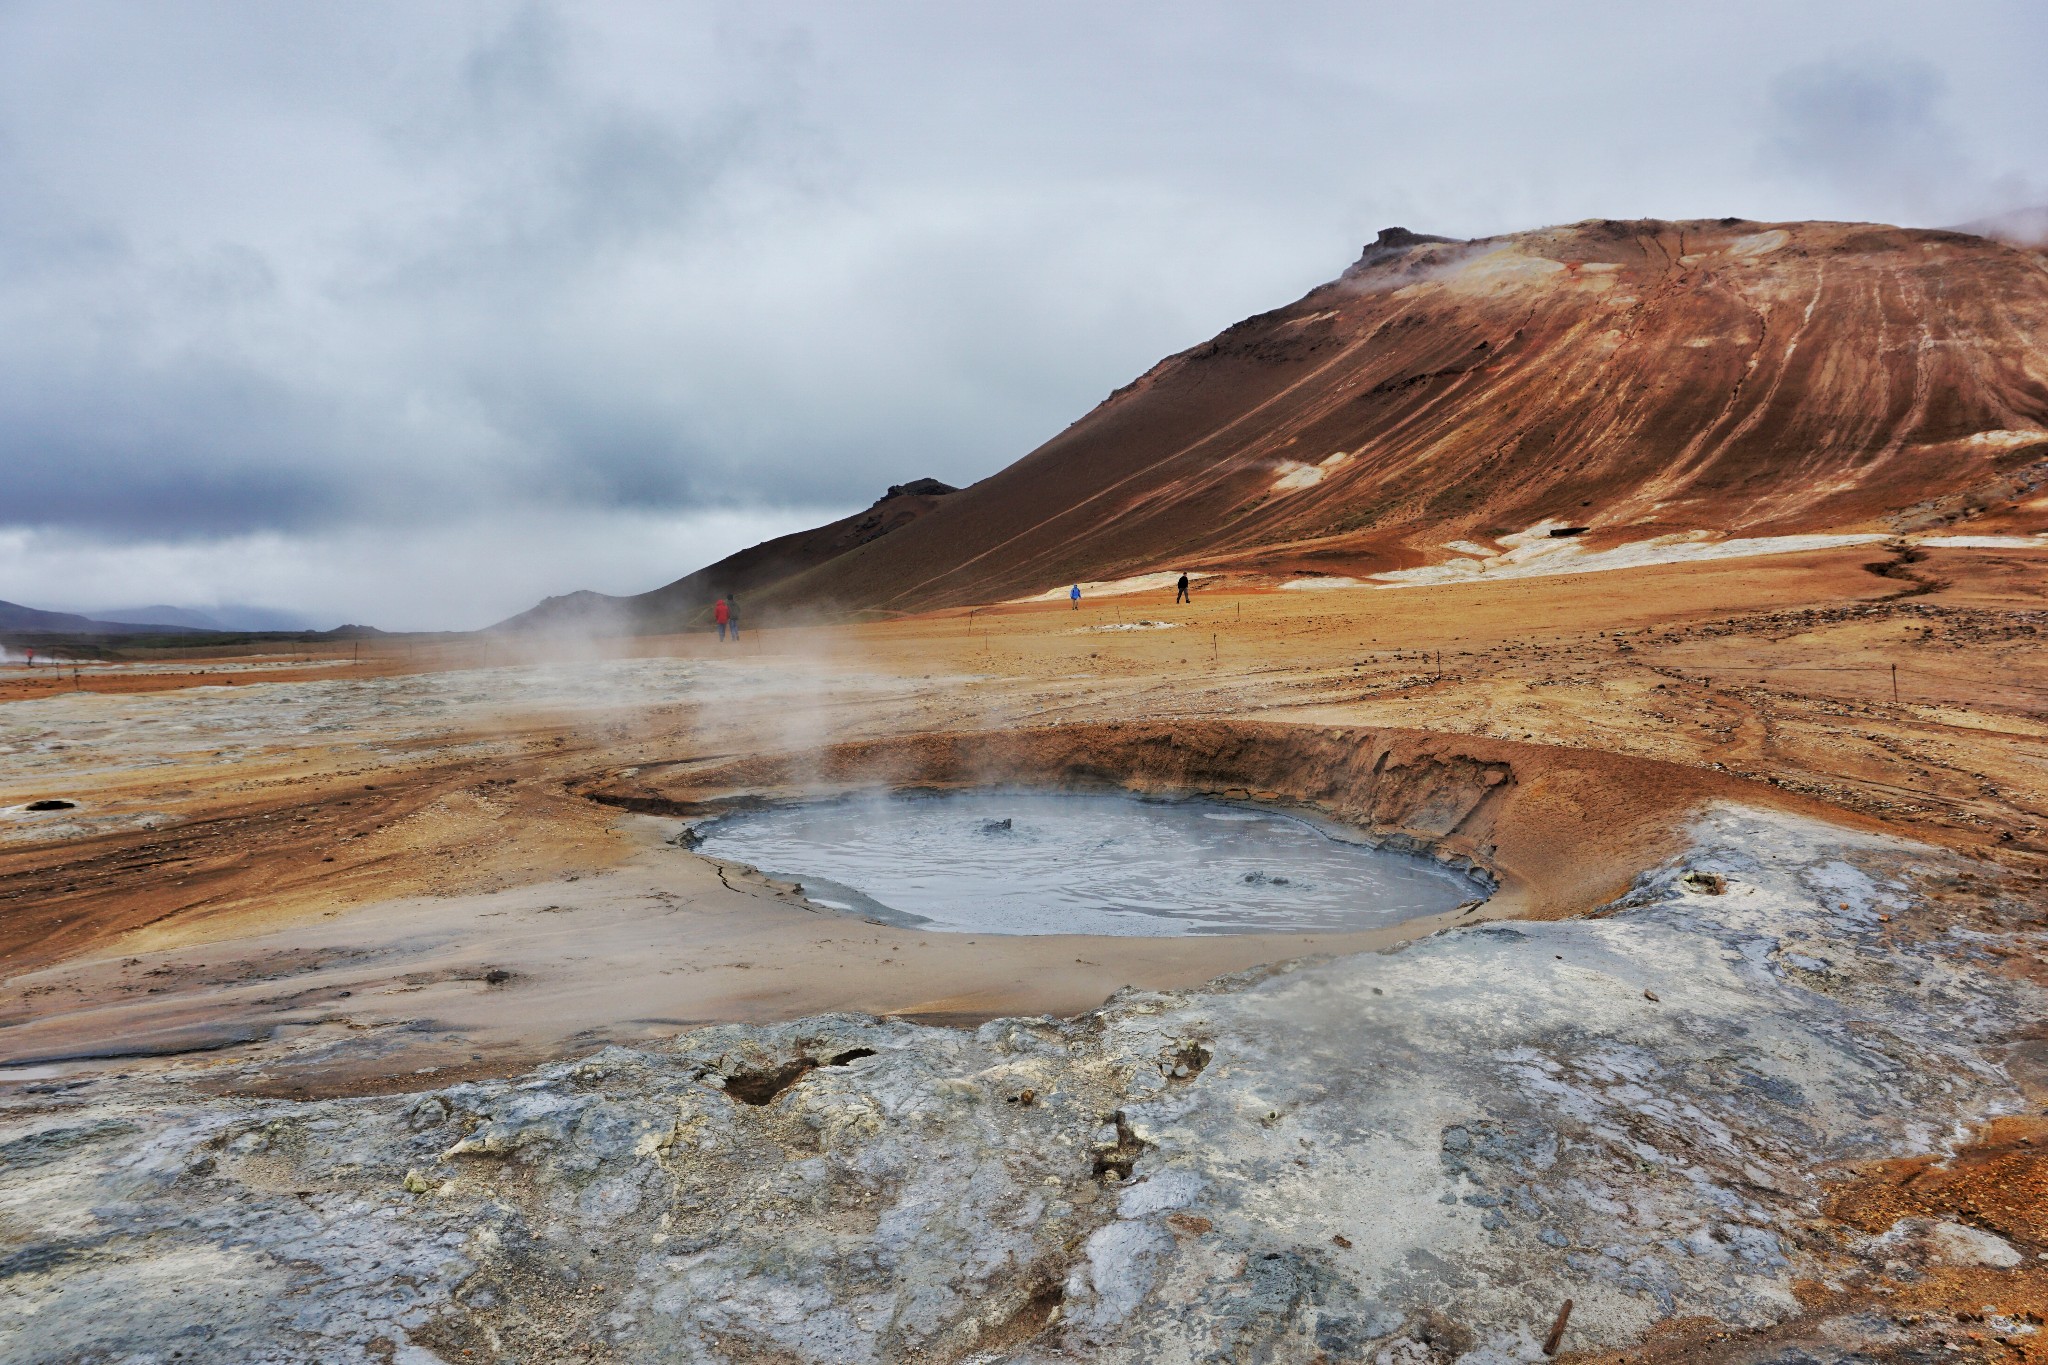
(507, 217, 2048, 629)
(496, 479, 956, 632)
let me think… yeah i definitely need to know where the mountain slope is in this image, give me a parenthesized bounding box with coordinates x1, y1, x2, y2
(758, 217, 2048, 614)
(495, 479, 956, 632)
(505, 216, 2048, 628)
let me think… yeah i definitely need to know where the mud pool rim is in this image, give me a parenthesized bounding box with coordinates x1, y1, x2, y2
(684, 785, 1496, 937)
(672, 783, 1500, 895)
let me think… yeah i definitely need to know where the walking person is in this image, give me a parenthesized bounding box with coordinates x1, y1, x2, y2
(1069, 584, 1082, 610)
(1175, 572, 1190, 604)
(727, 594, 740, 642)
(713, 596, 730, 642)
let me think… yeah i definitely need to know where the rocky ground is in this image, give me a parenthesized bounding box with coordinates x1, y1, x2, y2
(4, 806, 2043, 1363)
(4, 542, 2048, 1363)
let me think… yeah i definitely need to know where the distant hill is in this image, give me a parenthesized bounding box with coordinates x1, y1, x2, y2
(495, 479, 957, 633)
(0, 599, 385, 641)
(0, 601, 208, 636)
(95, 604, 323, 632)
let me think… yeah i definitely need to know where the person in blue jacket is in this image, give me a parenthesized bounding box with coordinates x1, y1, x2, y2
(1069, 584, 1082, 610)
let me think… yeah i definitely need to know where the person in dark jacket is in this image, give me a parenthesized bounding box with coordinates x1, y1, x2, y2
(1175, 573, 1190, 604)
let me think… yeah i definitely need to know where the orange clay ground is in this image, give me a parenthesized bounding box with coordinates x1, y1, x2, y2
(5, 543, 2046, 1035)
(4, 540, 2046, 1354)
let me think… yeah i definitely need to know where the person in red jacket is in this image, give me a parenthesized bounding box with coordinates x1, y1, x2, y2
(713, 596, 730, 642)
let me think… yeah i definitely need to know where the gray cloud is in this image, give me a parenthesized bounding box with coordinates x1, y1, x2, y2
(1762, 57, 1970, 222)
(0, 0, 2043, 625)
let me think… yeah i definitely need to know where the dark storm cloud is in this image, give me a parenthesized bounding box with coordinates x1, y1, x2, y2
(0, 1, 2042, 624)
(0, 364, 344, 536)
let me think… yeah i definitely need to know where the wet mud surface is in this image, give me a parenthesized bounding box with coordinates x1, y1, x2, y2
(695, 789, 1478, 936)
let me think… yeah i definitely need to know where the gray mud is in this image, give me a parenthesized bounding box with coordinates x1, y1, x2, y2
(697, 790, 1479, 935)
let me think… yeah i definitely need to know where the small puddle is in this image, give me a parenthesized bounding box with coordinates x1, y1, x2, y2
(697, 790, 1480, 936)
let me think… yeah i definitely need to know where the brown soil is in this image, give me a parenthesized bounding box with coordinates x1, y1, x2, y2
(10, 544, 2047, 985)
(1830, 1115, 2048, 1251)
(1563, 1116, 2048, 1365)
(0, 657, 388, 703)
(0, 713, 629, 980)
(6, 540, 2048, 1353)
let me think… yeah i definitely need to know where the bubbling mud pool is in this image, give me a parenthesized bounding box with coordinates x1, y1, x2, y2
(696, 789, 1481, 935)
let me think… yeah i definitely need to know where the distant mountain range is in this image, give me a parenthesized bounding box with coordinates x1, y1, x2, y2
(0, 601, 209, 636)
(0, 600, 371, 637)
(94, 604, 323, 632)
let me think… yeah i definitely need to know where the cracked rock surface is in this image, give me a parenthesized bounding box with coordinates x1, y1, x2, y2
(1, 804, 2039, 1363)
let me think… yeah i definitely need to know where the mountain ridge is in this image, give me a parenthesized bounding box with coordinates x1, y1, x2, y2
(494, 478, 957, 633)
(0, 601, 210, 637)
(503, 215, 2048, 630)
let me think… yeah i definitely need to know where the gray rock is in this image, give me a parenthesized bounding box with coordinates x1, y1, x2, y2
(1923, 1219, 2023, 1269)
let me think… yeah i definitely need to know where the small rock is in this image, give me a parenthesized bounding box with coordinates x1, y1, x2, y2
(1929, 1221, 2022, 1268)
(1644, 989, 1660, 1002)
(402, 1169, 433, 1194)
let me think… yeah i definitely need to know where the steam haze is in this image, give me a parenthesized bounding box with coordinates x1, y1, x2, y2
(1, 1, 2041, 628)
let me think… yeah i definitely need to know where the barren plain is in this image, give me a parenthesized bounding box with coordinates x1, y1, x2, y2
(4, 537, 2046, 1363)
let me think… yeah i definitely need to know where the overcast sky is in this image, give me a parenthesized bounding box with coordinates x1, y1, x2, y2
(2, 1, 2042, 629)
